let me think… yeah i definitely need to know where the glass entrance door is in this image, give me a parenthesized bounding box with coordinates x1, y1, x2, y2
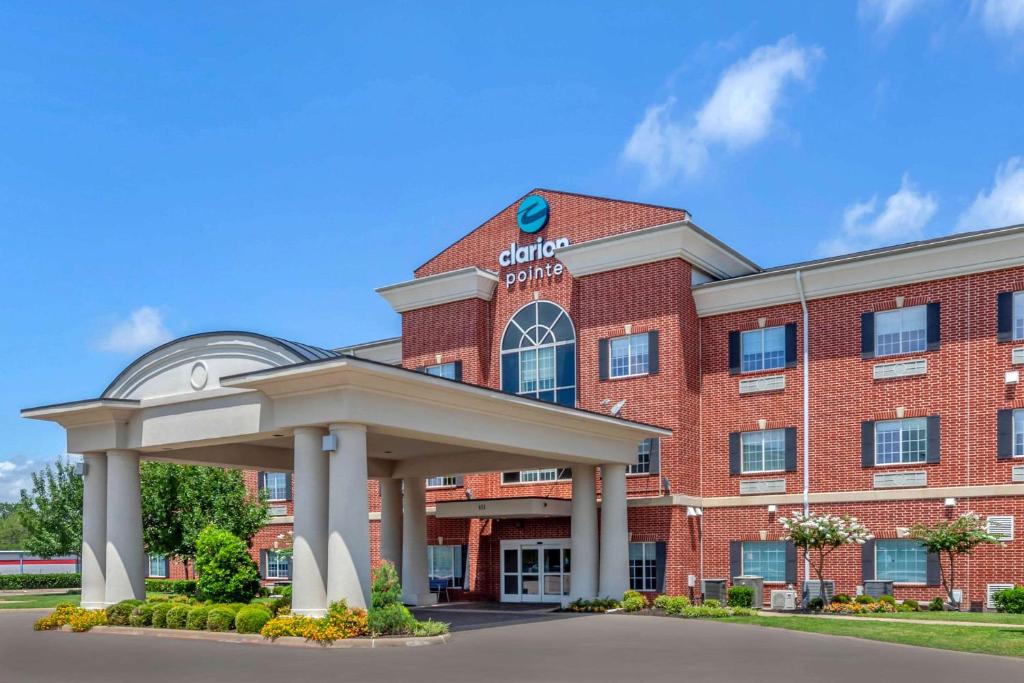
(500, 540, 570, 603)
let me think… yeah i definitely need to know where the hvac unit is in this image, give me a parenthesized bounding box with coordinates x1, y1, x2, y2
(802, 580, 834, 605)
(733, 576, 765, 607)
(770, 590, 797, 611)
(702, 579, 728, 604)
(863, 580, 894, 599)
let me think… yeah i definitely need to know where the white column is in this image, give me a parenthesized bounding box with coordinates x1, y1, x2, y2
(401, 477, 432, 606)
(570, 465, 598, 601)
(379, 479, 403, 579)
(104, 450, 145, 604)
(599, 464, 629, 599)
(326, 423, 371, 610)
(80, 453, 107, 609)
(292, 427, 329, 617)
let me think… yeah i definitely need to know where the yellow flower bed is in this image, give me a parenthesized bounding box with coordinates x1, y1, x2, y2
(34, 603, 108, 632)
(260, 602, 368, 645)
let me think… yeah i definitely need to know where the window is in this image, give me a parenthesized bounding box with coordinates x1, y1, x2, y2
(427, 545, 464, 589)
(875, 540, 927, 583)
(629, 542, 657, 591)
(148, 554, 166, 578)
(1016, 409, 1024, 457)
(426, 475, 458, 488)
(262, 472, 289, 501)
(265, 551, 290, 580)
(875, 306, 927, 357)
(741, 430, 786, 473)
(423, 362, 458, 380)
(988, 584, 1015, 609)
(501, 301, 576, 407)
(987, 515, 1015, 541)
(874, 418, 928, 465)
(628, 439, 657, 475)
(741, 327, 786, 373)
(1015, 292, 1024, 341)
(501, 468, 571, 485)
(609, 333, 649, 378)
(741, 542, 787, 582)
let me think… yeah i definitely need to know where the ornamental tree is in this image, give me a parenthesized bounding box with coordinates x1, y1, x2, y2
(17, 459, 83, 558)
(780, 511, 872, 604)
(909, 512, 1000, 609)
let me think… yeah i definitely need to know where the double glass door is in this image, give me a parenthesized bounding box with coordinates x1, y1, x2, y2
(500, 540, 570, 603)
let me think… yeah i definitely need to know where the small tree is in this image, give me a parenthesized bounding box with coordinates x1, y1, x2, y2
(780, 511, 872, 604)
(193, 524, 261, 603)
(18, 460, 83, 558)
(909, 512, 1000, 609)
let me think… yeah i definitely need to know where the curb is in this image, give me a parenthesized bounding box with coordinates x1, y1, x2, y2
(69, 625, 451, 648)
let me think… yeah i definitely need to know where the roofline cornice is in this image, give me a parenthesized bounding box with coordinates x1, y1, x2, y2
(375, 266, 499, 313)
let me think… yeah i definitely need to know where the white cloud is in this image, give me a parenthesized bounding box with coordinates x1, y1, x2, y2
(818, 175, 938, 256)
(622, 36, 823, 184)
(973, 0, 1024, 36)
(0, 459, 33, 503)
(858, 0, 926, 30)
(957, 157, 1024, 231)
(98, 306, 172, 354)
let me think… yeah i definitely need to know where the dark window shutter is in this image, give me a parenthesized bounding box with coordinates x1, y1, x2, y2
(784, 427, 798, 472)
(926, 302, 941, 351)
(501, 353, 519, 394)
(649, 439, 660, 475)
(785, 323, 798, 368)
(729, 541, 742, 579)
(257, 471, 266, 492)
(259, 550, 267, 579)
(926, 415, 941, 464)
(598, 339, 609, 381)
(997, 409, 1015, 459)
(453, 361, 463, 382)
(729, 432, 741, 475)
(460, 544, 469, 588)
(284, 473, 293, 501)
(860, 312, 875, 359)
(453, 475, 465, 487)
(728, 331, 741, 375)
(655, 541, 667, 593)
(785, 541, 798, 584)
(862, 539, 876, 581)
(647, 331, 659, 375)
(861, 421, 875, 468)
(997, 292, 1014, 343)
(926, 551, 941, 586)
(163, 556, 170, 578)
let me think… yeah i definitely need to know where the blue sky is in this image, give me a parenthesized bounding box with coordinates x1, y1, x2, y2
(2, 1, 1024, 500)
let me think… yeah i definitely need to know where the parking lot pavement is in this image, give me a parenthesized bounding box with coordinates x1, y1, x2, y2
(2, 608, 1021, 683)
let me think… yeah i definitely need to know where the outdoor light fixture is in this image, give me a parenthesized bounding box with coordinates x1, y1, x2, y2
(321, 434, 338, 451)
(1006, 370, 1020, 385)
(944, 497, 957, 507)
(767, 504, 778, 513)
(609, 399, 626, 416)
(687, 506, 703, 517)
(465, 488, 474, 500)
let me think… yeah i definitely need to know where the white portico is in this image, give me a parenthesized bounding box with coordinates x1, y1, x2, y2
(23, 332, 668, 613)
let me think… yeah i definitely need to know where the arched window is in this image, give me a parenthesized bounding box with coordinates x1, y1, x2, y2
(500, 301, 576, 407)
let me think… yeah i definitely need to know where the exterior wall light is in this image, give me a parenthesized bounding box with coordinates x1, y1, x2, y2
(944, 497, 957, 507)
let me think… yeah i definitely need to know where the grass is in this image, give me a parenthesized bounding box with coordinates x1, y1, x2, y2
(0, 590, 81, 610)
(848, 610, 1024, 625)
(725, 615, 1024, 658)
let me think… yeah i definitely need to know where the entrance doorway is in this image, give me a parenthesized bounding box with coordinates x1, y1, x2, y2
(500, 539, 570, 603)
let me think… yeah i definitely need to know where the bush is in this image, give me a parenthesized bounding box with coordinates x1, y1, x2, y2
(832, 594, 851, 604)
(653, 595, 691, 614)
(166, 604, 192, 629)
(901, 599, 920, 611)
(566, 597, 621, 613)
(186, 605, 211, 630)
(622, 590, 647, 612)
(261, 601, 369, 644)
(151, 601, 176, 628)
(368, 603, 416, 636)
(808, 597, 824, 611)
(704, 598, 721, 609)
(0, 572, 80, 590)
(235, 606, 273, 634)
(193, 525, 261, 604)
(105, 599, 143, 626)
(35, 603, 107, 632)
(412, 619, 449, 637)
(878, 595, 896, 606)
(128, 604, 154, 627)
(993, 586, 1024, 614)
(370, 561, 402, 609)
(854, 594, 875, 604)
(727, 585, 754, 608)
(145, 578, 197, 596)
(206, 606, 237, 632)
(929, 597, 945, 611)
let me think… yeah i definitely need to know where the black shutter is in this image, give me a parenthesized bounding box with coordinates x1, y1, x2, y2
(997, 409, 1015, 460)
(649, 438, 660, 475)
(926, 415, 941, 464)
(861, 539, 875, 581)
(453, 475, 465, 487)
(926, 302, 941, 351)
(163, 556, 170, 578)
(284, 473, 293, 501)
(926, 551, 941, 586)
(729, 432, 741, 475)
(861, 421, 875, 468)
(598, 339, 609, 381)
(460, 544, 469, 589)
(452, 361, 463, 382)
(785, 323, 798, 368)
(785, 541, 797, 584)
(655, 541, 667, 593)
(257, 471, 266, 492)
(997, 292, 1014, 343)
(860, 312, 875, 359)
(784, 427, 798, 472)
(647, 331, 660, 375)
(728, 332, 741, 375)
(501, 353, 519, 394)
(259, 550, 267, 579)
(729, 541, 742, 579)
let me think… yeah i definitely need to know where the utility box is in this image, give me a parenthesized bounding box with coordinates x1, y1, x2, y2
(733, 576, 764, 608)
(702, 578, 728, 604)
(863, 580, 894, 599)
(803, 580, 835, 606)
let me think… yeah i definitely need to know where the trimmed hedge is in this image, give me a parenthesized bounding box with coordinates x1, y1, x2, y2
(151, 601, 176, 628)
(105, 599, 143, 626)
(206, 606, 236, 632)
(0, 573, 80, 590)
(235, 606, 272, 634)
(166, 604, 192, 629)
(128, 604, 154, 627)
(186, 605, 211, 630)
(144, 578, 197, 596)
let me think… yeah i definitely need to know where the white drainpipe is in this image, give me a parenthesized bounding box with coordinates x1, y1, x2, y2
(795, 271, 811, 583)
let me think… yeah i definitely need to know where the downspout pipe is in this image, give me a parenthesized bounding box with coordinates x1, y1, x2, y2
(795, 270, 811, 583)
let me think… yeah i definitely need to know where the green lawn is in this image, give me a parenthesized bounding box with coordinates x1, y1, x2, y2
(848, 610, 1024, 625)
(726, 615, 1024, 658)
(0, 591, 80, 610)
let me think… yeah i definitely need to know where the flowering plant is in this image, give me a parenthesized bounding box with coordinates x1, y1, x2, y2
(780, 511, 872, 604)
(909, 512, 1000, 609)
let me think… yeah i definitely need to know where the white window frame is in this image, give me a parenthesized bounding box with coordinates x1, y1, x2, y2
(740, 326, 786, 373)
(628, 542, 657, 591)
(1014, 408, 1024, 458)
(427, 544, 464, 589)
(424, 362, 457, 380)
(265, 551, 290, 580)
(426, 475, 458, 489)
(987, 515, 1015, 541)
(988, 583, 1015, 609)
(874, 418, 928, 466)
(147, 554, 167, 578)
(874, 305, 927, 358)
(500, 301, 576, 407)
(263, 472, 289, 501)
(609, 333, 650, 379)
(741, 541, 787, 583)
(875, 539, 928, 584)
(1014, 291, 1024, 341)
(627, 439, 655, 475)
(501, 468, 571, 485)
(740, 429, 786, 474)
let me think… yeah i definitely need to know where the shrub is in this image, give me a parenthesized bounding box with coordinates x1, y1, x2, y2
(105, 599, 143, 626)
(68, 609, 108, 632)
(34, 602, 80, 630)
(831, 594, 851, 604)
(151, 601, 176, 628)
(622, 590, 647, 612)
(270, 594, 291, 616)
(145, 578, 197, 596)
(653, 595, 691, 614)
(901, 599, 920, 611)
(878, 595, 896, 606)
(261, 601, 369, 644)
(235, 606, 273, 634)
(0, 573, 80, 590)
(193, 525, 261, 604)
(166, 604, 192, 629)
(566, 597, 621, 613)
(854, 594, 875, 605)
(368, 603, 416, 636)
(993, 586, 1024, 614)
(808, 597, 824, 611)
(929, 597, 945, 611)
(371, 561, 402, 609)
(412, 619, 449, 637)
(206, 606, 237, 632)
(128, 604, 154, 627)
(704, 598, 721, 609)
(727, 585, 754, 608)
(823, 601, 896, 615)
(186, 605, 211, 630)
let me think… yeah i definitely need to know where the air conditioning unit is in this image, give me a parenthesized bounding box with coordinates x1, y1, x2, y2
(770, 590, 797, 611)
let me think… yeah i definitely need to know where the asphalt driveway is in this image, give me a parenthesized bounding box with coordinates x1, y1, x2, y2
(1, 608, 1020, 683)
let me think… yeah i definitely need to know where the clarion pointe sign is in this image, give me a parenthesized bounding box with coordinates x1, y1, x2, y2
(500, 194, 569, 288)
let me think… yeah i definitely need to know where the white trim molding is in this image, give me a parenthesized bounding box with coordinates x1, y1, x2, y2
(376, 266, 499, 313)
